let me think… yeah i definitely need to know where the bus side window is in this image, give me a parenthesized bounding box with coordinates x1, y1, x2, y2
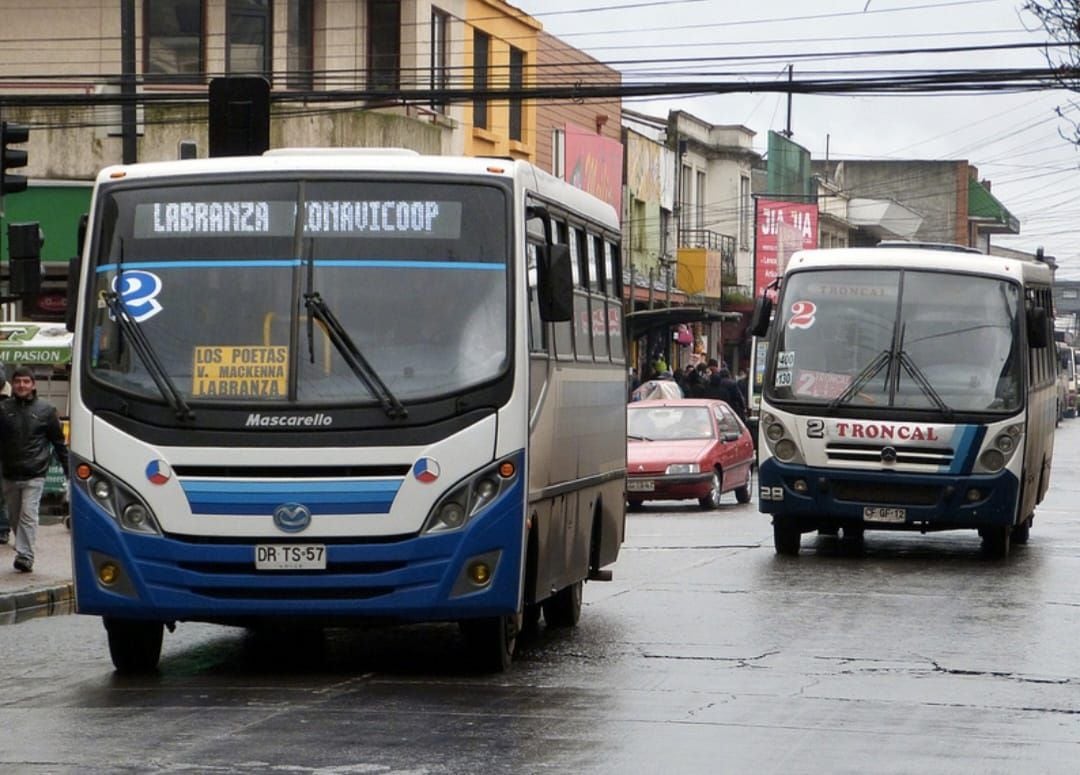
(586, 233, 601, 293)
(552, 220, 575, 360)
(526, 241, 547, 353)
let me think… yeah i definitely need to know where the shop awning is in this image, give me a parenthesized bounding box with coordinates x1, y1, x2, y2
(627, 306, 742, 339)
(968, 178, 1020, 234)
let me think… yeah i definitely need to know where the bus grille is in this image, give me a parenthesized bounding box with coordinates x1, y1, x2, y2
(831, 480, 942, 506)
(826, 443, 954, 467)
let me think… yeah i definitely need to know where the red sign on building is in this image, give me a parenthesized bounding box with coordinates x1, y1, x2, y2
(754, 199, 819, 295)
(564, 122, 623, 214)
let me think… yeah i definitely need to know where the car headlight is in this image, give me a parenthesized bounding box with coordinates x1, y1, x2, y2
(665, 463, 700, 475)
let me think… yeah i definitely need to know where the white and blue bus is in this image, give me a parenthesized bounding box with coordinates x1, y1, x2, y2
(751, 245, 1056, 558)
(68, 149, 626, 672)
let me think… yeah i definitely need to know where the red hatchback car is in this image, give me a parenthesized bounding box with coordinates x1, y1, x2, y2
(626, 398, 754, 510)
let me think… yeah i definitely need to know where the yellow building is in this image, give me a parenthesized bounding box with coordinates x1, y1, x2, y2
(464, 0, 541, 161)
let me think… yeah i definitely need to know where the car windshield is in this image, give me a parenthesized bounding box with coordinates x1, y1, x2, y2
(627, 406, 714, 440)
(86, 178, 510, 406)
(767, 268, 1022, 413)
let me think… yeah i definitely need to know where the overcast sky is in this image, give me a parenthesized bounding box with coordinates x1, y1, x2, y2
(519, 0, 1080, 276)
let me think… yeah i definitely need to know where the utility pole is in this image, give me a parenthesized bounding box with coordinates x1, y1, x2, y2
(121, 0, 137, 164)
(783, 64, 794, 138)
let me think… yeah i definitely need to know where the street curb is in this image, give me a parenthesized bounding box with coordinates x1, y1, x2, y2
(0, 582, 75, 625)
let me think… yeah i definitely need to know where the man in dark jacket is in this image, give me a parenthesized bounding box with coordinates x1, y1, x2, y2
(0, 366, 68, 572)
(707, 366, 748, 421)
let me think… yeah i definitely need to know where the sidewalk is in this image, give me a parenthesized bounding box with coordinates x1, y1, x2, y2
(0, 520, 75, 624)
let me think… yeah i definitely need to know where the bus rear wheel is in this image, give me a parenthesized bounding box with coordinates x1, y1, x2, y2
(104, 618, 164, 674)
(460, 612, 520, 672)
(773, 516, 801, 556)
(543, 579, 583, 628)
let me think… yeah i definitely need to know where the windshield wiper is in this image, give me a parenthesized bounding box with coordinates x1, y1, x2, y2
(892, 324, 953, 419)
(303, 290, 407, 420)
(104, 283, 194, 422)
(627, 433, 653, 441)
(827, 349, 891, 410)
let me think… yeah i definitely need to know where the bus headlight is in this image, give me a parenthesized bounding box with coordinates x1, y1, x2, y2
(979, 449, 1005, 472)
(70, 454, 162, 536)
(421, 455, 520, 535)
(775, 439, 799, 462)
(765, 422, 786, 442)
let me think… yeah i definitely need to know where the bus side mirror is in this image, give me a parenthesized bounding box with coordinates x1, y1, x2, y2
(749, 294, 772, 337)
(1027, 306, 1048, 348)
(538, 243, 573, 322)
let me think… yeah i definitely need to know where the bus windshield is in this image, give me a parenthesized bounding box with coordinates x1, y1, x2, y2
(87, 178, 510, 405)
(767, 268, 1022, 413)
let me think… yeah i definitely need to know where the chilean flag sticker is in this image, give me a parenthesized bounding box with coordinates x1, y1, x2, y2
(413, 457, 441, 483)
(145, 460, 172, 485)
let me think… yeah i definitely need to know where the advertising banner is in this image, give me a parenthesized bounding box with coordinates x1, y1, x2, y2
(564, 122, 623, 214)
(753, 198, 819, 295)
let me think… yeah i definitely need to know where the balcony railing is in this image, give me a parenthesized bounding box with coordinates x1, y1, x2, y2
(679, 229, 737, 283)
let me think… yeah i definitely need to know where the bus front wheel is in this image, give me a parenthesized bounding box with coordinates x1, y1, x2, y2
(773, 516, 801, 556)
(980, 525, 1011, 558)
(104, 618, 164, 674)
(461, 612, 520, 673)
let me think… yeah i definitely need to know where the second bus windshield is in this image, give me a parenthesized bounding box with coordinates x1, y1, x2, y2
(768, 269, 1022, 413)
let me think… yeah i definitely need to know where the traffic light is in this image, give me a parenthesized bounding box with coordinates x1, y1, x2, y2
(1, 121, 29, 196)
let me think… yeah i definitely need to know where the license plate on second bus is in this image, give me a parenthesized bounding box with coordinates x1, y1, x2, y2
(627, 479, 655, 492)
(863, 506, 906, 523)
(255, 544, 327, 570)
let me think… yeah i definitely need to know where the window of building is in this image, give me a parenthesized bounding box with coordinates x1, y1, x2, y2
(739, 175, 750, 249)
(145, 0, 204, 80)
(430, 9, 450, 112)
(286, 0, 313, 90)
(695, 170, 707, 231)
(508, 46, 525, 142)
(226, 0, 271, 77)
(473, 30, 490, 130)
(368, 0, 400, 91)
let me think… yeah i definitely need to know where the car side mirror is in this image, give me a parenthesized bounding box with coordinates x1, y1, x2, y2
(722, 431, 741, 443)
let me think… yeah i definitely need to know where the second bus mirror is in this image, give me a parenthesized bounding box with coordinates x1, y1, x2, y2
(749, 294, 773, 338)
(538, 243, 573, 322)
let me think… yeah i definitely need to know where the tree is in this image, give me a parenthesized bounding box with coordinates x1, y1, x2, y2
(1025, 0, 1080, 142)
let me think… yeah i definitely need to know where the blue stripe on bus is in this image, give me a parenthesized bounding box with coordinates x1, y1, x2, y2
(96, 259, 504, 273)
(947, 425, 981, 474)
(180, 479, 402, 516)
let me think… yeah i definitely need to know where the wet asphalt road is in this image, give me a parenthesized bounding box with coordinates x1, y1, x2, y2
(2, 424, 1080, 774)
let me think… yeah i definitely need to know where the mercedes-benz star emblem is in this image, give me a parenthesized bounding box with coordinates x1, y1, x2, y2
(880, 446, 898, 463)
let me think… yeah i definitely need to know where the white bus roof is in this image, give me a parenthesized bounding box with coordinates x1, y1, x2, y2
(786, 247, 1053, 285)
(93, 148, 619, 231)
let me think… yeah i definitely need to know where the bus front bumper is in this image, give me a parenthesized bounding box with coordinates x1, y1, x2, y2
(756, 458, 1020, 530)
(69, 463, 526, 627)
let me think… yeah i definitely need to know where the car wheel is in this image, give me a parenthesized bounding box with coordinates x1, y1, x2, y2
(699, 470, 722, 509)
(734, 468, 752, 504)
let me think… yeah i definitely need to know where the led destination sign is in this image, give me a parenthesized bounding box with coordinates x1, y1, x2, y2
(134, 199, 462, 239)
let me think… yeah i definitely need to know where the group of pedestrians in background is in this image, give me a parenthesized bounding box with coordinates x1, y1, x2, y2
(0, 364, 69, 574)
(679, 359, 749, 421)
(629, 355, 749, 423)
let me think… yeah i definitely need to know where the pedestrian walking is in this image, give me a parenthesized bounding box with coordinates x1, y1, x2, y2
(0, 363, 10, 546)
(0, 366, 69, 573)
